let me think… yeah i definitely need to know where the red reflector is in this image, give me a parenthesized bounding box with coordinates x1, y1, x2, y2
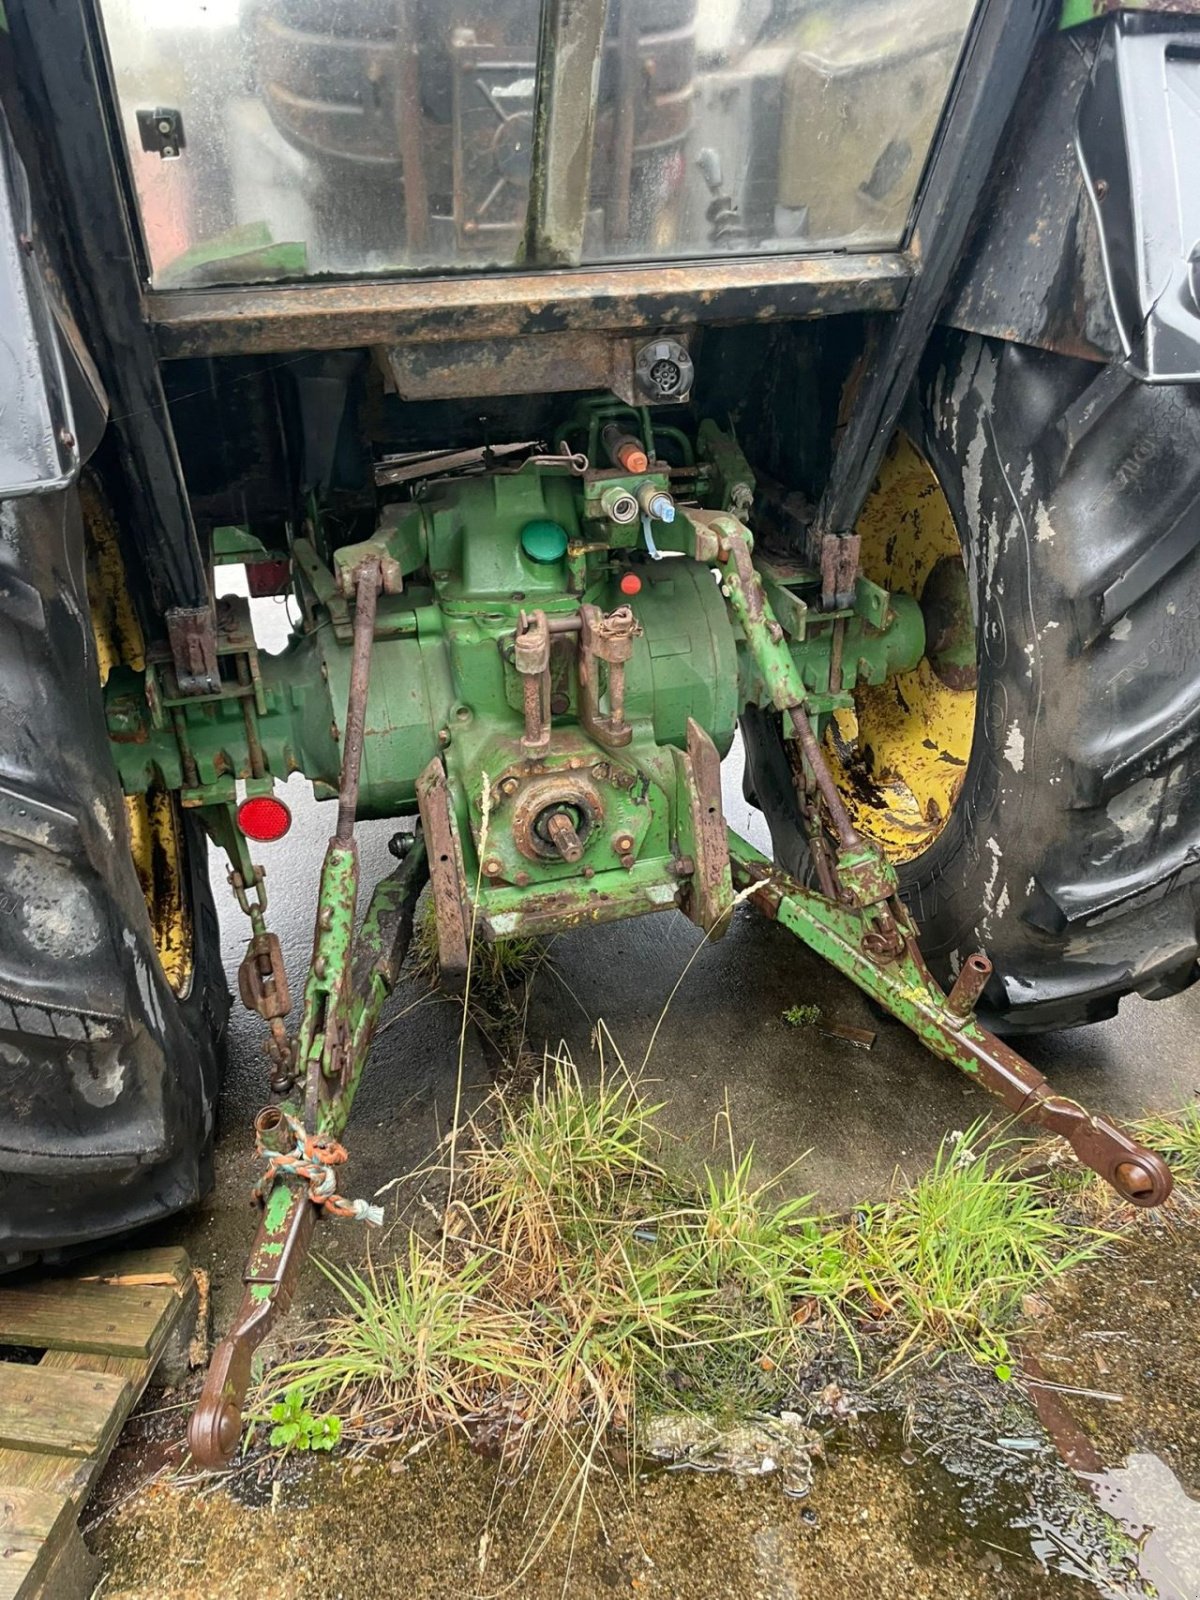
(237, 795, 292, 842)
(619, 571, 642, 596)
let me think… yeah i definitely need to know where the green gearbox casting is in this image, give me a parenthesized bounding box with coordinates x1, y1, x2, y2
(104, 404, 925, 927)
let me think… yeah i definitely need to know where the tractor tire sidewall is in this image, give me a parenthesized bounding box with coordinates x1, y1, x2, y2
(168, 810, 229, 1192)
(742, 331, 1200, 1034)
(902, 333, 1200, 1030)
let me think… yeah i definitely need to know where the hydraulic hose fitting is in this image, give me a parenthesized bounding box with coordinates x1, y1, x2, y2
(601, 423, 649, 474)
(638, 483, 675, 523)
(600, 486, 641, 525)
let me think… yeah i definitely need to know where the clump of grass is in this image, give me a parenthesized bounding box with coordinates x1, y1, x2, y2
(782, 1003, 822, 1028)
(847, 1123, 1094, 1371)
(272, 1240, 537, 1436)
(1133, 1101, 1200, 1185)
(254, 1058, 1115, 1579)
(261, 1070, 1098, 1455)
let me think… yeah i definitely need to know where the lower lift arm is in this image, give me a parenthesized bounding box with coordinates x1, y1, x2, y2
(690, 509, 1173, 1211)
(188, 563, 431, 1470)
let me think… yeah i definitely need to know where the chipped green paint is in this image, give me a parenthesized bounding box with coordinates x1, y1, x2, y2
(263, 1183, 293, 1235)
(259, 1240, 284, 1257)
(249, 1282, 274, 1302)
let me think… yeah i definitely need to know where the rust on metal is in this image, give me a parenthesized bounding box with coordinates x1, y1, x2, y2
(732, 845, 1173, 1211)
(681, 717, 733, 935)
(187, 1177, 316, 1470)
(787, 703, 862, 852)
(515, 609, 553, 758)
(165, 604, 219, 695)
(147, 254, 913, 360)
(383, 332, 646, 403)
(510, 770, 604, 863)
(545, 809, 584, 863)
(818, 532, 861, 611)
(415, 757, 472, 987)
(336, 560, 382, 843)
(237, 930, 290, 1020)
(818, 1022, 876, 1050)
(577, 603, 640, 749)
(393, 0, 428, 251)
(946, 952, 993, 1018)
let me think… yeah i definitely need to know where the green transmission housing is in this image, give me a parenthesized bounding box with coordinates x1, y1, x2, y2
(104, 406, 924, 935)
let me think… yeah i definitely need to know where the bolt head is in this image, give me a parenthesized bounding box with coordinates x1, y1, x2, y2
(614, 834, 634, 854)
(483, 857, 503, 877)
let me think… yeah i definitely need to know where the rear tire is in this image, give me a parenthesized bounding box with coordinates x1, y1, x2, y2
(0, 482, 228, 1269)
(744, 333, 1200, 1032)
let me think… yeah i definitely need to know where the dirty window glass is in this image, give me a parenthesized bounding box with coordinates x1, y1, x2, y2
(583, 0, 979, 263)
(94, 0, 546, 286)
(95, 0, 977, 288)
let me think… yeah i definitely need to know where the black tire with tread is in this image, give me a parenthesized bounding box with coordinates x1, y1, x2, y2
(743, 333, 1200, 1033)
(0, 483, 228, 1269)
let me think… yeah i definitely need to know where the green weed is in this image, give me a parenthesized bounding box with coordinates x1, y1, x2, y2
(260, 1071, 1112, 1463)
(263, 1386, 342, 1453)
(411, 896, 545, 1069)
(850, 1123, 1096, 1369)
(782, 1004, 821, 1028)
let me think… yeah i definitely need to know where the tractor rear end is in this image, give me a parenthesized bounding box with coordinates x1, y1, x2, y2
(1, 0, 1199, 1465)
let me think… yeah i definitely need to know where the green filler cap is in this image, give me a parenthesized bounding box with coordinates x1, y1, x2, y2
(520, 518, 569, 564)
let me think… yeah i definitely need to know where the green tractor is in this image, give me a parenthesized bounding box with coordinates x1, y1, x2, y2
(1, 0, 1197, 1463)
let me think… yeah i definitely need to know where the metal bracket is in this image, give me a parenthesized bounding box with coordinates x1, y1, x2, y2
(577, 603, 639, 749)
(136, 106, 185, 160)
(165, 604, 220, 696)
(680, 718, 733, 936)
(415, 757, 473, 988)
(514, 609, 553, 758)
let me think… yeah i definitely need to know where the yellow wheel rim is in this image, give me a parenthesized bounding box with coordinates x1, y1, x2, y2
(123, 788, 195, 998)
(83, 477, 195, 996)
(823, 434, 977, 865)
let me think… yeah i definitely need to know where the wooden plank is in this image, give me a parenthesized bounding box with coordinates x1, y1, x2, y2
(0, 1484, 76, 1600)
(26, 1522, 97, 1600)
(0, 1484, 74, 1541)
(0, 1453, 87, 1507)
(0, 1365, 128, 1459)
(0, 1249, 193, 1600)
(38, 1350, 146, 1386)
(78, 1246, 191, 1290)
(0, 1547, 36, 1600)
(0, 1280, 174, 1358)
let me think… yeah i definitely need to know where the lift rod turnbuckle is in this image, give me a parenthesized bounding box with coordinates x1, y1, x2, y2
(188, 562, 431, 1471)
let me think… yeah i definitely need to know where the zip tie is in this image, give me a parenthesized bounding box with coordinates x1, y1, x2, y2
(254, 1111, 384, 1226)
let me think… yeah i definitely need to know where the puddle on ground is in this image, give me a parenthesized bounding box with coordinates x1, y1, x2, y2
(91, 1214, 1200, 1600)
